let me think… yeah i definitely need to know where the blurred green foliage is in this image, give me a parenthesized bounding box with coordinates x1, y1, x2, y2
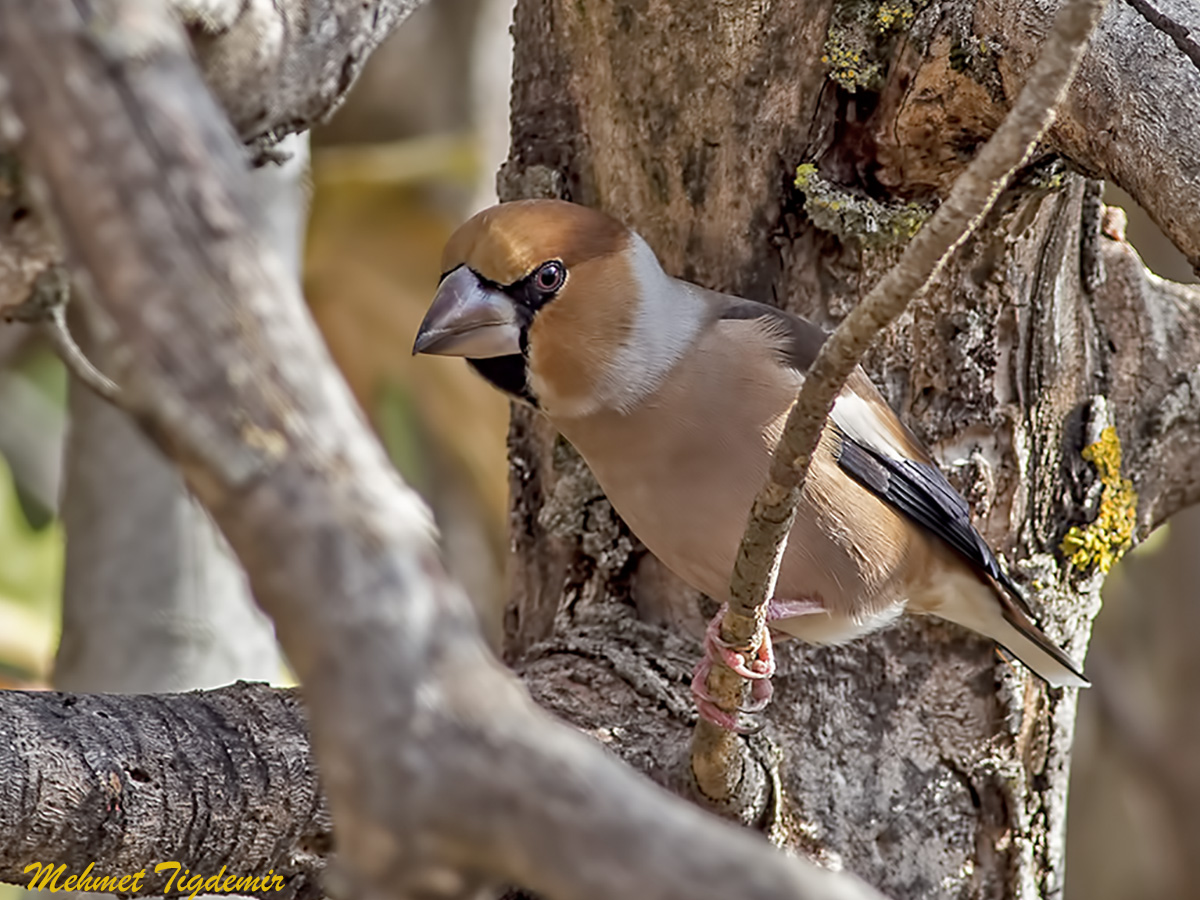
(0, 351, 65, 684)
(0, 453, 62, 683)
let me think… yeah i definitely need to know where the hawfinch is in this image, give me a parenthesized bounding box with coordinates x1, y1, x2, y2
(414, 200, 1088, 726)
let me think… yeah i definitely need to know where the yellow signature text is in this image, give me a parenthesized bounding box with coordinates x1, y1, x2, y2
(25, 861, 286, 897)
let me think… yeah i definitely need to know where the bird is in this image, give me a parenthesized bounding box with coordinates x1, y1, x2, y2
(413, 198, 1088, 728)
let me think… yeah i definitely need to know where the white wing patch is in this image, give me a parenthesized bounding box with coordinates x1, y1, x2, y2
(831, 392, 909, 461)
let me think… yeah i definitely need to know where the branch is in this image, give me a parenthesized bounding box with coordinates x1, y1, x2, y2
(1044, 0, 1200, 271)
(3, 266, 121, 402)
(169, 0, 429, 150)
(1120, 0, 1200, 74)
(1088, 234, 1200, 531)
(0, 3, 885, 899)
(689, 0, 1109, 803)
(0, 684, 329, 899)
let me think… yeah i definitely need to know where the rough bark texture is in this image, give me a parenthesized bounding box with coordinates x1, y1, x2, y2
(0, 683, 329, 899)
(0, 3, 887, 900)
(0, 161, 59, 310)
(171, 0, 428, 150)
(500, 1, 1200, 897)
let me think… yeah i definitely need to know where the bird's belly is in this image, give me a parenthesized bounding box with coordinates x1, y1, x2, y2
(601, 473, 746, 601)
(569, 433, 910, 641)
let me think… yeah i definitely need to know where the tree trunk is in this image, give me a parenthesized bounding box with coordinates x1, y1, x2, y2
(500, 1, 1200, 897)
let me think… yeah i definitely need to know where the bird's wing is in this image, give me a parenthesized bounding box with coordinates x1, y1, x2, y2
(716, 297, 1032, 615)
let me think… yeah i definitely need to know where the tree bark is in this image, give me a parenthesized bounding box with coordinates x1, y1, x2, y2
(171, 0, 429, 151)
(500, 0, 1200, 897)
(0, 684, 328, 900)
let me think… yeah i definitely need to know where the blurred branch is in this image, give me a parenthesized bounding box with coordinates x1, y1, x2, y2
(690, 0, 1109, 805)
(0, 3, 885, 900)
(1086, 649, 1200, 873)
(0, 323, 31, 370)
(1087, 650, 1185, 799)
(0, 367, 64, 515)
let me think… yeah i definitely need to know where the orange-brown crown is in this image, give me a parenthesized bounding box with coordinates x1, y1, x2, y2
(441, 199, 629, 284)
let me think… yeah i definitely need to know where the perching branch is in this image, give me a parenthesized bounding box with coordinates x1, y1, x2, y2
(689, 0, 1110, 803)
(0, 3, 887, 899)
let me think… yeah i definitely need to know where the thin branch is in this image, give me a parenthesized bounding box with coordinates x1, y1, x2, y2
(3, 266, 121, 402)
(690, 0, 1110, 802)
(0, 3, 887, 899)
(1121, 0, 1200, 74)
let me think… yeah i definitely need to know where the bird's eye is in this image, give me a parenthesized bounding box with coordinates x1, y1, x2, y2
(534, 261, 565, 294)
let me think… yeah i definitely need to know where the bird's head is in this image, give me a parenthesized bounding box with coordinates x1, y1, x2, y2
(413, 200, 703, 417)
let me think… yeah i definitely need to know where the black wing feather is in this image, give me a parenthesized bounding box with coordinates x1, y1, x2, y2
(832, 427, 1033, 616)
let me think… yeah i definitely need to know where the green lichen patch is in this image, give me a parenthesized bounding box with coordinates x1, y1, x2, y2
(821, 0, 923, 92)
(947, 31, 1006, 103)
(1060, 427, 1138, 574)
(949, 36, 994, 74)
(794, 164, 930, 248)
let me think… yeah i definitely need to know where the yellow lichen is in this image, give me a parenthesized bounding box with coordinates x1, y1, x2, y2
(875, 0, 914, 32)
(794, 163, 818, 189)
(823, 37, 880, 91)
(1060, 427, 1138, 574)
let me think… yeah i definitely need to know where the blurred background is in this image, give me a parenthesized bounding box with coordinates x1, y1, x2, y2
(0, 3, 1195, 896)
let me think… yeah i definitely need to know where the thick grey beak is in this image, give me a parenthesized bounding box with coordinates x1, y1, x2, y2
(412, 266, 522, 358)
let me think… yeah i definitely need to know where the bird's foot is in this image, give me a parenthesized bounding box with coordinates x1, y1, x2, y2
(689, 602, 777, 732)
(690, 653, 773, 732)
(701, 602, 777, 680)
(690, 598, 824, 731)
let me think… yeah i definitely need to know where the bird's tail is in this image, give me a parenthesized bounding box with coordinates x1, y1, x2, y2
(990, 603, 1089, 688)
(931, 575, 1089, 688)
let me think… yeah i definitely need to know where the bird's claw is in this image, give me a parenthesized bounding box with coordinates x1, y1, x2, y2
(691, 665, 770, 733)
(690, 604, 777, 731)
(702, 604, 776, 680)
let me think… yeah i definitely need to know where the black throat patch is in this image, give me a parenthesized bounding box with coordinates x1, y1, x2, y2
(468, 355, 538, 407)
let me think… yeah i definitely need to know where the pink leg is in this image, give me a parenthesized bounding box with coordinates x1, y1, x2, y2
(691, 598, 825, 730)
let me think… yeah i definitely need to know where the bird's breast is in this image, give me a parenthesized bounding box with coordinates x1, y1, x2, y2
(549, 326, 923, 636)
